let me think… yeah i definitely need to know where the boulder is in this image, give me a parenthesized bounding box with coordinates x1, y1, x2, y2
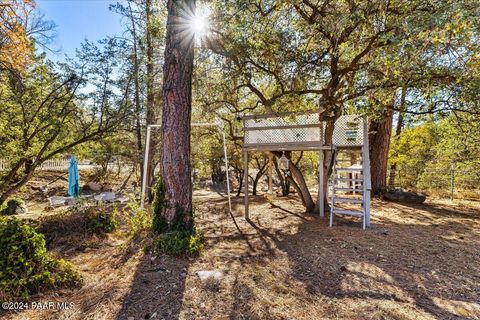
(87, 182, 102, 192)
(383, 190, 426, 204)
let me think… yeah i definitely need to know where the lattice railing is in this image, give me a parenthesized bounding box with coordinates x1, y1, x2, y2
(243, 113, 365, 150)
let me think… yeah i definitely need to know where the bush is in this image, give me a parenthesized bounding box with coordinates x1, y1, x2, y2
(125, 199, 152, 239)
(0, 217, 82, 299)
(151, 175, 203, 256)
(152, 176, 194, 234)
(84, 206, 118, 234)
(155, 230, 203, 256)
(0, 197, 25, 215)
(152, 176, 168, 233)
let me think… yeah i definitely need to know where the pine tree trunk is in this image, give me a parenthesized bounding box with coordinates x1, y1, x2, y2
(145, 0, 157, 202)
(389, 86, 407, 187)
(369, 105, 394, 195)
(156, 0, 195, 232)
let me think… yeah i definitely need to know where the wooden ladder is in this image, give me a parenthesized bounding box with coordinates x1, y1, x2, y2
(329, 152, 368, 229)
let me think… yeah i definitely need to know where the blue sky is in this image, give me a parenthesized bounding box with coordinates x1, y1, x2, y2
(37, 0, 125, 61)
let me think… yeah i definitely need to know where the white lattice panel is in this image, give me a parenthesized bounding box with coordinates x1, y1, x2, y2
(332, 115, 364, 147)
(245, 113, 320, 127)
(243, 113, 365, 149)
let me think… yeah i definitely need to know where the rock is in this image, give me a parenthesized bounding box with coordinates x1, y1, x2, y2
(197, 270, 224, 282)
(48, 196, 70, 207)
(14, 203, 28, 214)
(66, 198, 79, 206)
(87, 182, 102, 192)
(94, 192, 117, 202)
(383, 190, 426, 204)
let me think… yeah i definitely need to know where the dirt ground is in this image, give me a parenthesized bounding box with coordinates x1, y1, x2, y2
(2, 189, 480, 320)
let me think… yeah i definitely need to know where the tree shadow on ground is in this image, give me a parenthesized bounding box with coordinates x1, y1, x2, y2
(252, 199, 480, 319)
(115, 252, 191, 320)
(207, 194, 480, 319)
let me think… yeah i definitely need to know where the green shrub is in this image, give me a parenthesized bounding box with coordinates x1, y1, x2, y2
(84, 206, 118, 234)
(155, 230, 203, 256)
(0, 217, 82, 299)
(152, 176, 168, 233)
(152, 176, 193, 234)
(125, 199, 152, 239)
(154, 209, 203, 256)
(0, 197, 25, 215)
(151, 175, 203, 255)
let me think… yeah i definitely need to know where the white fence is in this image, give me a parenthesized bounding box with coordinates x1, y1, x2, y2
(0, 158, 133, 172)
(0, 158, 90, 171)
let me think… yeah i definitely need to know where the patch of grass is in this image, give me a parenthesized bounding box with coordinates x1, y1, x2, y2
(155, 229, 203, 256)
(84, 206, 118, 234)
(125, 199, 153, 239)
(0, 217, 82, 299)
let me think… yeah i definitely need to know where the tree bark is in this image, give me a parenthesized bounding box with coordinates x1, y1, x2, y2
(273, 151, 314, 213)
(236, 169, 244, 197)
(156, 0, 195, 232)
(389, 86, 407, 187)
(288, 157, 314, 212)
(369, 104, 394, 195)
(252, 156, 267, 195)
(273, 157, 289, 196)
(145, 0, 157, 202)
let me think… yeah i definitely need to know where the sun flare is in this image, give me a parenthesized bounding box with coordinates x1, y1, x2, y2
(187, 5, 211, 41)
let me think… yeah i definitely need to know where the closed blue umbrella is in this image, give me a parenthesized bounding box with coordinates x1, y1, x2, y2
(68, 156, 80, 197)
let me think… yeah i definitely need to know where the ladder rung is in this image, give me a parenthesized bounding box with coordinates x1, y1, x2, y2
(335, 168, 363, 172)
(334, 188, 364, 192)
(332, 209, 364, 217)
(333, 198, 364, 204)
(335, 159, 361, 163)
(335, 178, 363, 182)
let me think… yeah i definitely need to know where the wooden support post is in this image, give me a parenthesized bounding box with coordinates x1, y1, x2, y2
(268, 152, 273, 194)
(140, 126, 152, 209)
(221, 130, 232, 213)
(319, 150, 324, 217)
(244, 150, 249, 219)
(363, 117, 371, 227)
(319, 122, 325, 217)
